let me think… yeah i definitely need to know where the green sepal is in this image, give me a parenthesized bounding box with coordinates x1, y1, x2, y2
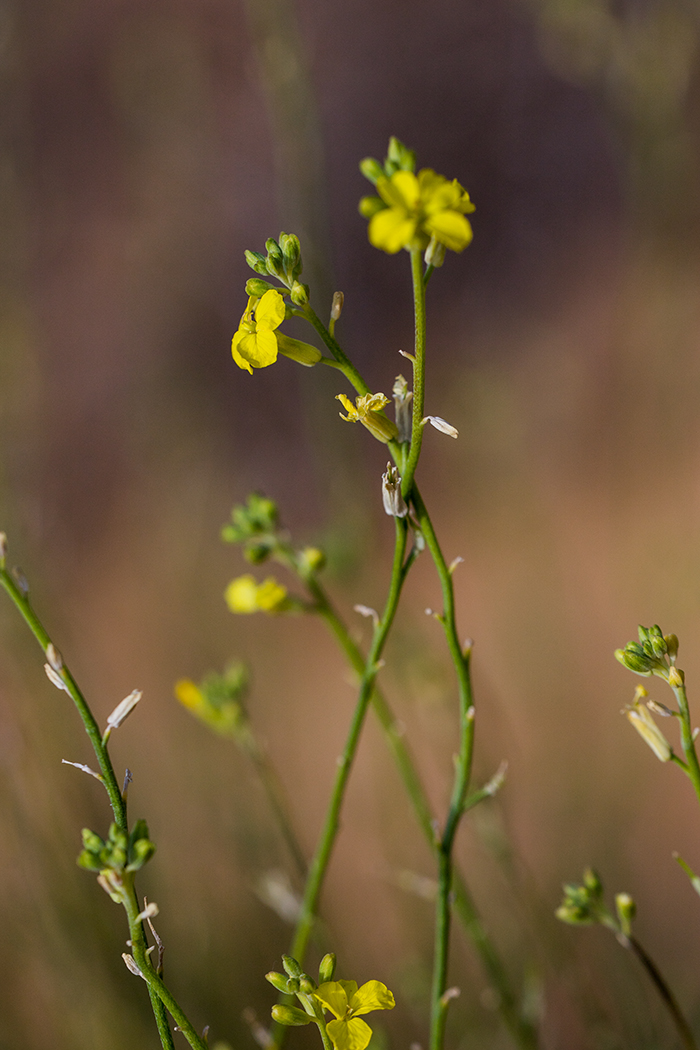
(299, 975, 317, 994)
(265, 971, 292, 994)
(359, 157, 383, 185)
(246, 278, 279, 297)
(81, 828, 105, 854)
(265, 239, 285, 279)
(358, 196, 385, 219)
(386, 136, 415, 173)
(271, 1005, 312, 1027)
(77, 850, 104, 872)
(282, 954, 302, 978)
(244, 250, 269, 275)
(279, 232, 302, 281)
(318, 953, 336, 983)
(276, 333, 322, 367)
(289, 281, 309, 306)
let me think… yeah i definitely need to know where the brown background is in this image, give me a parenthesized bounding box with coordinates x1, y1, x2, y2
(1, 0, 700, 1047)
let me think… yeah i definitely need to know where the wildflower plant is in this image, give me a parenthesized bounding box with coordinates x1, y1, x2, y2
(2, 134, 700, 1050)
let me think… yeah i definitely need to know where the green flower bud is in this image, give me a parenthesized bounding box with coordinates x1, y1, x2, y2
(279, 233, 302, 281)
(299, 975, 316, 994)
(265, 971, 292, 994)
(243, 539, 274, 564)
(647, 625, 667, 659)
(669, 666, 685, 687)
(276, 333, 321, 367)
(297, 546, 325, 576)
(265, 239, 285, 279)
(271, 1005, 311, 1027)
(318, 953, 336, 983)
(81, 828, 105, 854)
(282, 955, 302, 978)
(245, 250, 269, 276)
(289, 282, 309, 306)
(664, 633, 679, 659)
(126, 837, 156, 872)
(615, 646, 653, 676)
(615, 892, 636, 937)
(387, 136, 415, 172)
(77, 850, 104, 872)
(583, 868, 603, 896)
(246, 278, 279, 297)
(358, 195, 385, 219)
(359, 157, 384, 184)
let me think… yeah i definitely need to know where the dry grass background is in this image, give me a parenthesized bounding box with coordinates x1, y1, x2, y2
(1, 0, 700, 1047)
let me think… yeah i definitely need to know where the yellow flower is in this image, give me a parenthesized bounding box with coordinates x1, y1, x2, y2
(363, 169, 475, 255)
(314, 980, 395, 1050)
(232, 289, 285, 373)
(336, 392, 399, 444)
(224, 574, 288, 614)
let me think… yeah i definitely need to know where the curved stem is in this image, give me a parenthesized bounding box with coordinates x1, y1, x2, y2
(624, 934, 698, 1050)
(0, 567, 127, 828)
(277, 518, 409, 1028)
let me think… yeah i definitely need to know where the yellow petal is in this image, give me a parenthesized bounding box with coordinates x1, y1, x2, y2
(349, 981, 395, 1016)
(369, 208, 417, 253)
(224, 575, 259, 613)
(326, 1018, 373, 1050)
(315, 981, 351, 1020)
(255, 288, 286, 330)
(174, 679, 205, 713)
(255, 577, 287, 611)
(377, 170, 419, 210)
(231, 332, 253, 373)
(423, 210, 473, 252)
(240, 329, 279, 368)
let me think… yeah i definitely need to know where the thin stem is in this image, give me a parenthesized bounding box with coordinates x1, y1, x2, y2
(671, 683, 700, 808)
(237, 722, 308, 880)
(148, 988, 177, 1050)
(283, 517, 409, 979)
(302, 304, 370, 395)
(123, 889, 208, 1050)
(624, 934, 698, 1050)
(0, 564, 207, 1050)
(0, 567, 127, 828)
(401, 248, 427, 500)
(304, 576, 537, 1049)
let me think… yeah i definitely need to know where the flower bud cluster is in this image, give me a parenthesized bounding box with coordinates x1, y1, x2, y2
(615, 624, 680, 682)
(78, 820, 156, 900)
(556, 868, 606, 926)
(245, 233, 309, 305)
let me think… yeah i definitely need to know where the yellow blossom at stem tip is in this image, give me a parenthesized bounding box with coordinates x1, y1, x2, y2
(314, 979, 395, 1050)
(362, 169, 475, 255)
(224, 574, 288, 614)
(336, 392, 398, 444)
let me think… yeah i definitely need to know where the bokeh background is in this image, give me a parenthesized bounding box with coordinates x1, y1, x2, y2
(2, 0, 700, 1047)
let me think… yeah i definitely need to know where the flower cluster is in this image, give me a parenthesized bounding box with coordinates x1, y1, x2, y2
(224, 574, 288, 614)
(175, 663, 249, 739)
(359, 137, 474, 258)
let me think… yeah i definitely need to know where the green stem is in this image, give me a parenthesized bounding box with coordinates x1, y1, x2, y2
(0, 564, 207, 1050)
(148, 988, 177, 1050)
(237, 722, 308, 880)
(623, 934, 698, 1050)
(303, 576, 536, 1049)
(123, 889, 208, 1050)
(401, 248, 427, 500)
(671, 683, 700, 808)
(283, 517, 409, 979)
(0, 567, 127, 829)
(302, 304, 370, 395)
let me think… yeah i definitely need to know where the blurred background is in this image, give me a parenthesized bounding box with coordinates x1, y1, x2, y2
(2, 0, 700, 1046)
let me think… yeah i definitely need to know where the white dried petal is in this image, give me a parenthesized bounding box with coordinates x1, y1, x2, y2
(0, 532, 7, 560)
(136, 901, 159, 923)
(46, 643, 63, 672)
(422, 415, 458, 438)
(62, 759, 102, 781)
(106, 689, 142, 732)
(44, 663, 68, 692)
(354, 604, 379, 626)
(122, 953, 143, 977)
